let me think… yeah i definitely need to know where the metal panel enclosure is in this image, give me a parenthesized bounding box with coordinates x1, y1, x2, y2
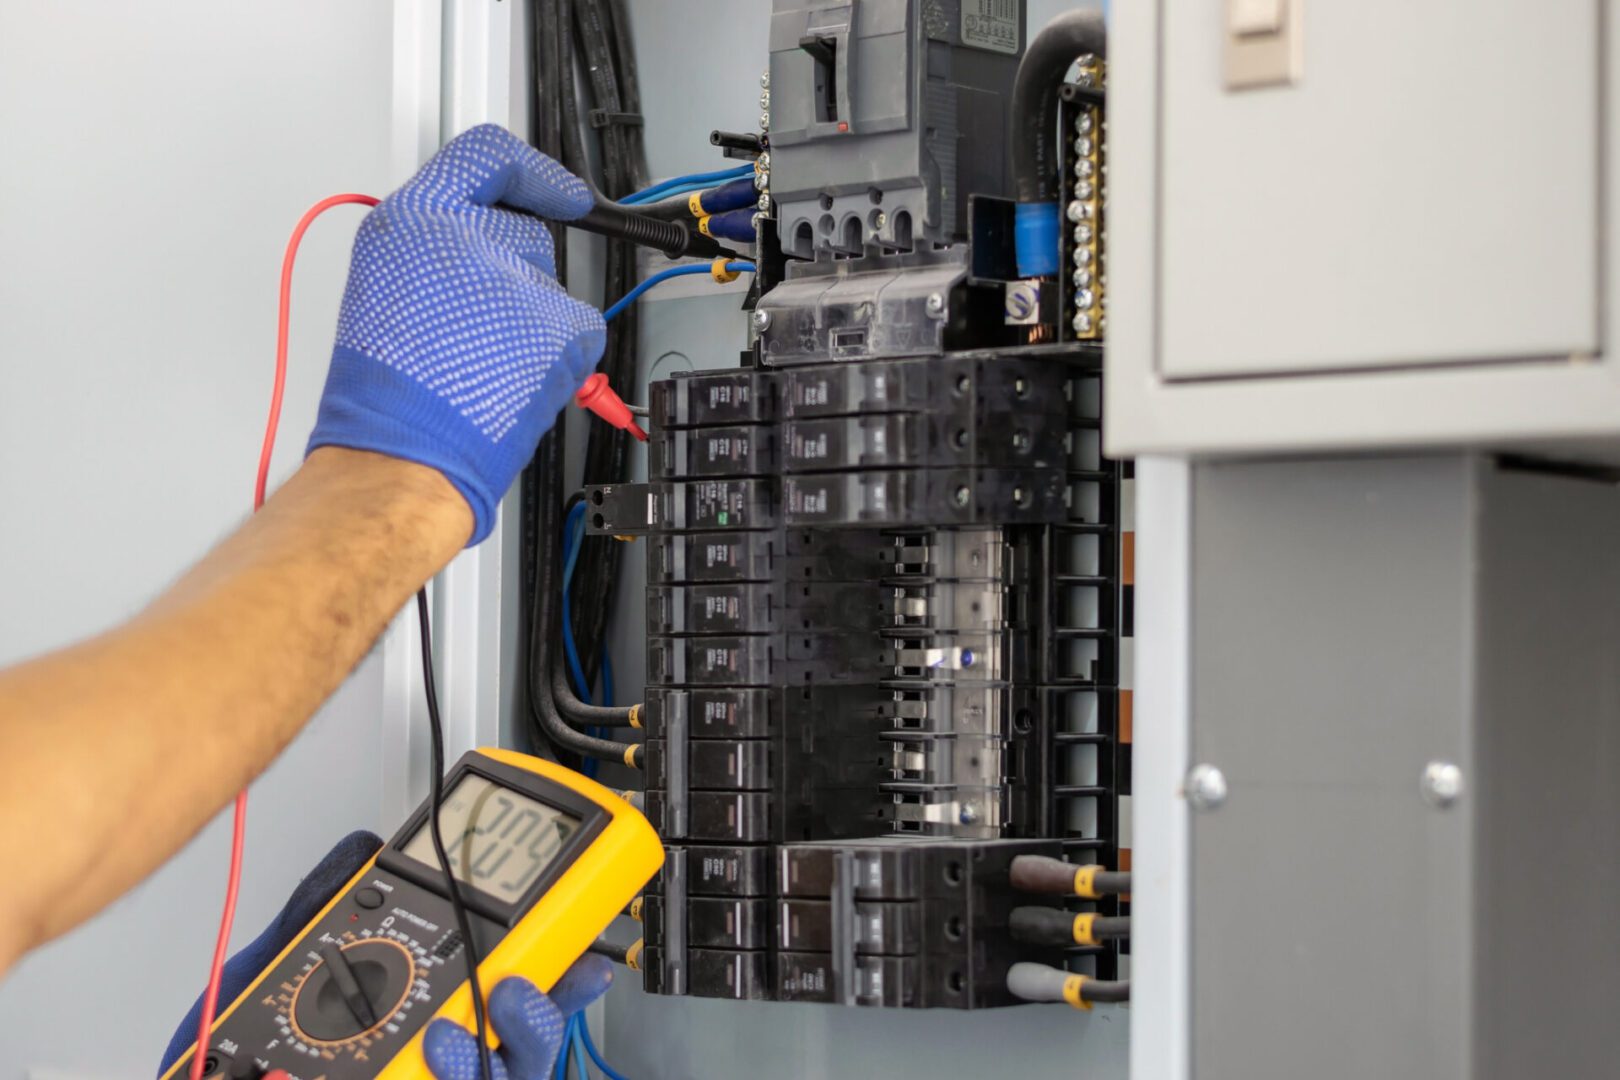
(1159, 0, 1598, 379)
(1187, 456, 1620, 1080)
(1103, 0, 1620, 462)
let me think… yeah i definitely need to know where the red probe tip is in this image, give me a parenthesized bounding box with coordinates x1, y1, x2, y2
(575, 373, 648, 441)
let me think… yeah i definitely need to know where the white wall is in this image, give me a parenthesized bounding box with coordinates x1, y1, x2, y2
(0, 2, 402, 1075)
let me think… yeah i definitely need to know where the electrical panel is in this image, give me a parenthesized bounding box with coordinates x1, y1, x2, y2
(580, 0, 1127, 1010)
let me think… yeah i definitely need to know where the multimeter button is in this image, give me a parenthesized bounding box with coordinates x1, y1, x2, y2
(354, 886, 384, 909)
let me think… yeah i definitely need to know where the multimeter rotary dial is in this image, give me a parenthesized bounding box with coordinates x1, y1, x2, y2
(280, 934, 427, 1052)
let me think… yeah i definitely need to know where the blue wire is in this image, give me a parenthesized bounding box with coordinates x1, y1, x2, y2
(620, 164, 753, 205)
(561, 502, 591, 703)
(571, 1016, 591, 1080)
(620, 178, 729, 206)
(560, 502, 599, 778)
(599, 650, 614, 709)
(578, 1013, 632, 1080)
(555, 1014, 572, 1079)
(604, 262, 756, 323)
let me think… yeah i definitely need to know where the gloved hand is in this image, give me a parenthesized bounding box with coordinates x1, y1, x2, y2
(159, 830, 384, 1075)
(159, 830, 613, 1080)
(421, 957, 614, 1080)
(307, 123, 605, 545)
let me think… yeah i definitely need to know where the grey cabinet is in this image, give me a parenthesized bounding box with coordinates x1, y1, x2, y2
(1107, 0, 1620, 460)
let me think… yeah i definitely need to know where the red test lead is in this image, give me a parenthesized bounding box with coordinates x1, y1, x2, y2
(575, 373, 648, 441)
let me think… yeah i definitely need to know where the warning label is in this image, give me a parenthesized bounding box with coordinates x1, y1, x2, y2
(961, 0, 1020, 55)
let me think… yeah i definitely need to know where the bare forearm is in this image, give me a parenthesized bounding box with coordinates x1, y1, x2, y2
(0, 449, 471, 972)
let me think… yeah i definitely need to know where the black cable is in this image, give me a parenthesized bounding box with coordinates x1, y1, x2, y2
(1008, 854, 1129, 898)
(522, 0, 579, 769)
(587, 935, 644, 969)
(416, 589, 494, 1080)
(1006, 963, 1131, 1008)
(1080, 979, 1131, 1005)
(570, 0, 646, 691)
(551, 657, 640, 727)
(603, 0, 648, 191)
(1008, 907, 1130, 947)
(1010, 10, 1107, 204)
(526, 430, 635, 764)
(1091, 870, 1131, 897)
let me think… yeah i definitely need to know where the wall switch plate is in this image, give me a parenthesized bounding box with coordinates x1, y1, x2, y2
(1225, 0, 1302, 90)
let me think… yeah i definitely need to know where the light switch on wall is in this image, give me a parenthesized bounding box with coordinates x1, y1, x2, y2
(1226, 0, 1302, 89)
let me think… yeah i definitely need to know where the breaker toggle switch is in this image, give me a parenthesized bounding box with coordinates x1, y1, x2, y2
(1225, 0, 1302, 90)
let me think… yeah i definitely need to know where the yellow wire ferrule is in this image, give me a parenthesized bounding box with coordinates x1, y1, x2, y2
(688, 190, 706, 217)
(710, 256, 741, 283)
(1073, 864, 1102, 899)
(1061, 974, 1092, 1010)
(625, 939, 645, 971)
(628, 703, 644, 729)
(697, 214, 716, 239)
(629, 896, 644, 922)
(1072, 912, 1098, 946)
(623, 743, 641, 768)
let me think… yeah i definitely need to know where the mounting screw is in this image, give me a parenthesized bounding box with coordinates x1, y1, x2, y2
(959, 804, 980, 825)
(1185, 764, 1228, 812)
(873, 210, 887, 231)
(751, 309, 772, 332)
(952, 485, 971, 508)
(1420, 761, 1464, 808)
(926, 292, 947, 317)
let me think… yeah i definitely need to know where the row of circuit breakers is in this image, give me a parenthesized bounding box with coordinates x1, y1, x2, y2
(585, 1, 1126, 1009)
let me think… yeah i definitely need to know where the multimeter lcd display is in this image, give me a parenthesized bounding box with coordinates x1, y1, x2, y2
(400, 773, 581, 903)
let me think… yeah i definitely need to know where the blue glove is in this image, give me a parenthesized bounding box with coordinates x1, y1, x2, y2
(307, 123, 606, 545)
(159, 830, 384, 1076)
(421, 957, 615, 1080)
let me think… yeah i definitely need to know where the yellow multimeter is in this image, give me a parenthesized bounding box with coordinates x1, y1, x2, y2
(162, 748, 661, 1080)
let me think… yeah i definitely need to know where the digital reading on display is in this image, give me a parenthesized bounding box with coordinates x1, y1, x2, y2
(401, 773, 581, 903)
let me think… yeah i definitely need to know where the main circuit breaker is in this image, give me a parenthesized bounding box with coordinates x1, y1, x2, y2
(587, 0, 1125, 1009)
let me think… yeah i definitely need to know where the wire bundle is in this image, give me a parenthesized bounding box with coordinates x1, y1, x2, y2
(561, 0, 645, 706)
(522, 0, 646, 770)
(620, 164, 753, 206)
(557, 1012, 630, 1080)
(523, 0, 635, 770)
(1004, 855, 1132, 1010)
